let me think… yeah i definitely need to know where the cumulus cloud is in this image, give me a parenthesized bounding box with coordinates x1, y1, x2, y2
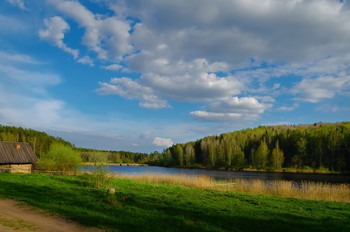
(291, 75, 350, 103)
(77, 56, 94, 66)
(40, 0, 350, 120)
(92, 0, 350, 110)
(152, 137, 173, 147)
(103, 64, 122, 71)
(48, 0, 133, 60)
(39, 16, 79, 59)
(191, 97, 270, 122)
(123, 0, 350, 65)
(96, 78, 169, 109)
(96, 58, 243, 107)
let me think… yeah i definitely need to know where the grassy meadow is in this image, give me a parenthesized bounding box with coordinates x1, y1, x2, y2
(117, 173, 350, 202)
(0, 173, 349, 232)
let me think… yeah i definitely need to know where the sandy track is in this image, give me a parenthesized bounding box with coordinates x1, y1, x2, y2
(0, 199, 103, 232)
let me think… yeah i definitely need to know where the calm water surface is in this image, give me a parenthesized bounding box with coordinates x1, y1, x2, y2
(82, 165, 350, 184)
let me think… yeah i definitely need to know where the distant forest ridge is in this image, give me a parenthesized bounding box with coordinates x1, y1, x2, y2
(0, 125, 148, 163)
(1, 122, 350, 172)
(149, 122, 350, 172)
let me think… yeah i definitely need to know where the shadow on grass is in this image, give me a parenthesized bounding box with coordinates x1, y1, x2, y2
(0, 174, 349, 232)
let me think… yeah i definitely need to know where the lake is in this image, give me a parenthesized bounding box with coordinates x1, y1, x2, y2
(82, 165, 350, 184)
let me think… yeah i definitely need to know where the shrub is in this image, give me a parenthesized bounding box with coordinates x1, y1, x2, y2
(38, 143, 82, 172)
(81, 152, 113, 188)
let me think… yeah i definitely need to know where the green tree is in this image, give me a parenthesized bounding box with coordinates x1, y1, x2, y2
(252, 141, 269, 169)
(184, 143, 195, 166)
(38, 143, 82, 172)
(173, 144, 184, 166)
(269, 141, 284, 169)
(232, 147, 245, 169)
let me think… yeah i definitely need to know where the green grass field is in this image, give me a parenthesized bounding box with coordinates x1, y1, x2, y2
(0, 173, 349, 232)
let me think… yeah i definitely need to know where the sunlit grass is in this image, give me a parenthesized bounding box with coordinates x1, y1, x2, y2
(114, 173, 350, 203)
(114, 172, 213, 188)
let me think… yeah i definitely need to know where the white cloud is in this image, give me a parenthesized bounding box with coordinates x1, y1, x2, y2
(190, 97, 270, 122)
(97, 58, 243, 106)
(32, 0, 350, 126)
(276, 103, 299, 112)
(96, 78, 169, 109)
(291, 75, 350, 103)
(0, 51, 40, 64)
(5, 0, 27, 10)
(103, 64, 122, 71)
(92, 0, 350, 111)
(48, 0, 133, 60)
(152, 137, 173, 147)
(39, 16, 79, 59)
(123, 0, 350, 65)
(77, 56, 94, 66)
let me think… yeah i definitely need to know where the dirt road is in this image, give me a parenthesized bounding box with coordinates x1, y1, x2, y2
(0, 199, 103, 232)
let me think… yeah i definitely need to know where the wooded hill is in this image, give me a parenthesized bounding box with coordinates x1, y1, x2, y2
(0, 125, 149, 163)
(151, 122, 350, 172)
(0, 125, 73, 156)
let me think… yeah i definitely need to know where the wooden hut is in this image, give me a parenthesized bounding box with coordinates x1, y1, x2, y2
(0, 142, 38, 173)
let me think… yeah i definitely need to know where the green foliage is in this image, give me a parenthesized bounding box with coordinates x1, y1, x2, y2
(80, 149, 149, 164)
(0, 125, 73, 156)
(38, 143, 82, 172)
(269, 141, 284, 169)
(1, 174, 350, 232)
(252, 140, 269, 169)
(160, 122, 350, 172)
(82, 152, 113, 188)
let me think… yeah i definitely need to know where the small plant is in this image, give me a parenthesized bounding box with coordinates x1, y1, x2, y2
(81, 152, 113, 188)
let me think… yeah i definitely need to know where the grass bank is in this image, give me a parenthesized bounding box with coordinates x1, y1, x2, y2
(0, 173, 349, 232)
(117, 173, 350, 203)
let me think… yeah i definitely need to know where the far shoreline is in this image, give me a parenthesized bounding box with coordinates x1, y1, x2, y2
(80, 162, 349, 175)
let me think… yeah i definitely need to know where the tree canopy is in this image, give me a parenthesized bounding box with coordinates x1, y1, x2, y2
(151, 122, 350, 172)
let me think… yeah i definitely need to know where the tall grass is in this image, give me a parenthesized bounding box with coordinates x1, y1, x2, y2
(231, 179, 350, 202)
(115, 172, 213, 188)
(114, 173, 350, 203)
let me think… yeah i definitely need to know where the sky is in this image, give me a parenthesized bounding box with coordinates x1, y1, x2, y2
(1, 0, 350, 153)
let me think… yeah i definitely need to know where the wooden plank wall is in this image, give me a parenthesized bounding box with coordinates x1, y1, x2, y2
(0, 164, 32, 173)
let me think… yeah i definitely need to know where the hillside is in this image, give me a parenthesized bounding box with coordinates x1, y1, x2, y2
(0, 125, 73, 157)
(0, 125, 149, 162)
(152, 122, 350, 172)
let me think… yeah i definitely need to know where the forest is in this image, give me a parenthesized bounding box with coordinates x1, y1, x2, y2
(0, 125, 148, 163)
(150, 122, 350, 172)
(2, 122, 350, 172)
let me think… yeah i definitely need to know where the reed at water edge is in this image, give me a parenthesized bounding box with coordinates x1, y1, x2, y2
(113, 173, 350, 203)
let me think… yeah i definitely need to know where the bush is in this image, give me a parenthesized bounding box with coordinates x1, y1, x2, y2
(81, 152, 113, 188)
(38, 143, 82, 172)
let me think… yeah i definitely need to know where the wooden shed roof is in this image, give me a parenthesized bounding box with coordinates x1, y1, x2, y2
(0, 142, 38, 164)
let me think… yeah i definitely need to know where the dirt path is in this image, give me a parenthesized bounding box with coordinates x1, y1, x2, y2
(0, 199, 103, 232)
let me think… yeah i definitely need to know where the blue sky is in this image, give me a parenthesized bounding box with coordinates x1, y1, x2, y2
(1, 0, 350, 153)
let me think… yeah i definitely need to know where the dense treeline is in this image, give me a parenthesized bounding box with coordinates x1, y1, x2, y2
(152, 122, 350, 172)
(0, 125, 73, 156)
(0, 125, 149, 162)
(79, 148, 150, 164)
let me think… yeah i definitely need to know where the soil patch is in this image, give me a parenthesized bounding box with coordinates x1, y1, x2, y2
(0, 199, 103, 232)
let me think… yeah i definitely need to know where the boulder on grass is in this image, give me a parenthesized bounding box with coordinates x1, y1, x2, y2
(107, 188, 115, 194)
